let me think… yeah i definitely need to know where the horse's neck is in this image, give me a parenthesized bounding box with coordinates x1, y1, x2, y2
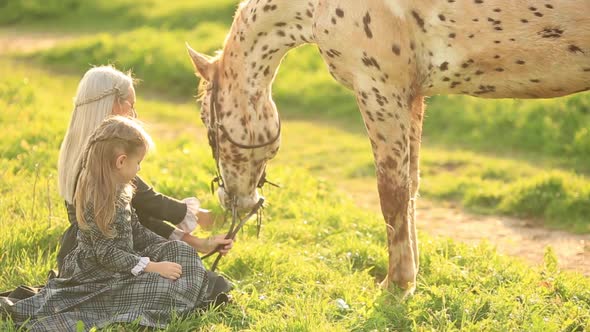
(221, 0, 317, 92)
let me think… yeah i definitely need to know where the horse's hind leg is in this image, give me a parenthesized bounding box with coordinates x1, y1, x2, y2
(408, 96, 425, 272)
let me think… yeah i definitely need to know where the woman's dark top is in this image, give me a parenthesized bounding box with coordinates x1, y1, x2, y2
(56, 176, 188, 274)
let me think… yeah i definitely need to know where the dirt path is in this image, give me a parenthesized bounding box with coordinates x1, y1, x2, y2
(0, 28, 76, 55)
(2, 30, 588, 277)
(339, 179, 590, 276)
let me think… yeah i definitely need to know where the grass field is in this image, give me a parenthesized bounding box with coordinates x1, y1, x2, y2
(1, 0, 590, 330)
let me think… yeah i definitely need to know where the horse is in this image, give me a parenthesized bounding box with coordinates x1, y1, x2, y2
(186, 0, 590, 295)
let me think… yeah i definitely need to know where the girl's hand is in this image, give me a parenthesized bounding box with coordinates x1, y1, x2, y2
(145, 261, 182, 280)
(204, 234, 234, 255)
(182, 233, 234, 254)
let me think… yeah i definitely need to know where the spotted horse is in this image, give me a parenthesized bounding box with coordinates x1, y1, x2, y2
(186, 0, 590, 295)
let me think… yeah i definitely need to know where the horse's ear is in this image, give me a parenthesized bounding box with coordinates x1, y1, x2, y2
(186, 42, 214, 81)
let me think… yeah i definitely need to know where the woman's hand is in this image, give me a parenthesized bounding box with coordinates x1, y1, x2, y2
(196, 209, 215, 230)
(144, 261, 182, 280)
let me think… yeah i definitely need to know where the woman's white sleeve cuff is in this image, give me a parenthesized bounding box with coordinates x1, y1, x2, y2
(168, 228, 185, 240)
(178, 197, 200, 233)
(131, 257, 150, 276)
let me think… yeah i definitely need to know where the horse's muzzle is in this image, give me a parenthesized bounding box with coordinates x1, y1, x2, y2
(217, 187, 263, 212)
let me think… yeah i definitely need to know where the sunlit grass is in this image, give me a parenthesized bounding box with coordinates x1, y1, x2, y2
(2, 0, 590, 329)
(1, 59, 590, 331)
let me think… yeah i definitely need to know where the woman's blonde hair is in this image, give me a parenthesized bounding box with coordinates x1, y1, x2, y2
(75, 116, 154, 237)
(58, 65, 134, 204)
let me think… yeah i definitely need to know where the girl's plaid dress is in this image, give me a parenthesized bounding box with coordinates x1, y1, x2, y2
(10, 200, 209, 331)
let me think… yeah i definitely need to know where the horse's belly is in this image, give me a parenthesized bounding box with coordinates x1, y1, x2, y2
(416, 0, 590, 98)
(426, 66, 590, 99)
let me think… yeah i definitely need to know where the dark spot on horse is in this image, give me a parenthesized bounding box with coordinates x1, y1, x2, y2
(569, 45, 584, 54)
(448, 33, 456, 38)
(384, 156, 397, 169)
(442, 77, 450, 82)
(521, 19, 529, 23)
(263, 4, 277, 11)
(275, 22, 287, 27)
(438, 14, 446, 21)
(335, 8, 344, 17)
(363, 12, 373, 38)
(495, 68, 504, 72)
(516, 60, 525, 65)
(494, 54, 501, 59)
(474, 0, 483, 3)
(545, 4, 554, 9)
(392, 44, 401, 55)
(530, 79, 541, 83)
(493, 8, 501, 12)
(475, 70, 484, 75)
(411, 10, 426, 33)
(439, 62, 449, 71)
(534, 12, 543, 17)
(539, 27, 564, 38)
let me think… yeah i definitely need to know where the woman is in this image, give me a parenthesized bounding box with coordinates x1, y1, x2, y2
(56, 65, 232, 277)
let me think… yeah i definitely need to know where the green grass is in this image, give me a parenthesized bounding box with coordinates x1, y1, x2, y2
(0, 0, 238, 31)
(1, 60, 590, 331)
(2, 0, 590, 329)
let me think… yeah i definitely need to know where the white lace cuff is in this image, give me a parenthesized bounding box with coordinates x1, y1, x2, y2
(131, 257, 150, 276)
(177, 197, 200, 233)
(168, 228, 185, 241)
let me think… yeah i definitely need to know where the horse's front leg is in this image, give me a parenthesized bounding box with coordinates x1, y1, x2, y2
(355, 82, 418, 294)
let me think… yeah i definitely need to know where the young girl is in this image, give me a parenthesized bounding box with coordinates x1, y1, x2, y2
(56, 65, 232, 275)
(10, 116, 210, 331)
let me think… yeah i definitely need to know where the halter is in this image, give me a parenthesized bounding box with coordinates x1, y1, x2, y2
(202, 72, 281, 271)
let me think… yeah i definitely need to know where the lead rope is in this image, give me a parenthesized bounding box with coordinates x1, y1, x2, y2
(202, 197, 265, 271)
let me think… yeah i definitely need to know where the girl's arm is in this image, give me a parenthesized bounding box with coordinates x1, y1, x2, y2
(86, 224, 144, 274)
(130, 211, 167, 253)
(82, 206, 146, 275)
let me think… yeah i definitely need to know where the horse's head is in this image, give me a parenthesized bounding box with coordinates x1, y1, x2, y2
(186, 43, 281, 212)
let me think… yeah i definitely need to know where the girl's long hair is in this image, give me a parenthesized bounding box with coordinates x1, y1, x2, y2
(58, 65, 134, 204)
(75, 116, 153, 237)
